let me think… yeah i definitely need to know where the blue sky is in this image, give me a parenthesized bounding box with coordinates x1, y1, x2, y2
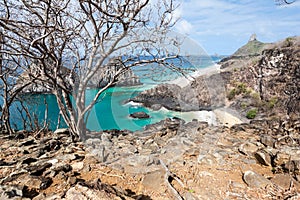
(173, 0, 300, 55)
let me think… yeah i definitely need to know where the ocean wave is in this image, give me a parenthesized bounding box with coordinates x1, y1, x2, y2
(124, 101, 143, 107)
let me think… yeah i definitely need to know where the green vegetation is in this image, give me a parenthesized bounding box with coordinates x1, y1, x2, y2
(227, 82, 248, 100)
(284, 37, 294, 47)
(251, 92, 260, 100)
(246, 109, 258, 119)
(188, 189, 195, 193)
(236, 82, 247, 94)
(227, 89, 236, 100)
(267, 97, 278, 109)
(241, 102, 248, 109)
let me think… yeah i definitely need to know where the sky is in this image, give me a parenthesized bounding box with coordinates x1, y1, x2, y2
(172, 0, 300, 55)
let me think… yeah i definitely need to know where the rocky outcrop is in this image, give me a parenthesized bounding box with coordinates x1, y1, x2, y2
(17, 64, 78, 94)
(131, 73, 226, 111)
(129, 112, 150, 119)
(222, 36, 300, 118)
(89, 59, 141, 88)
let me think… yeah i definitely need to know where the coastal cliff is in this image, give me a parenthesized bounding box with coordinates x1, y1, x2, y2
(132, 72, 226, 112)
(16, 64, 78, 94)
(88, 61, 141, 88)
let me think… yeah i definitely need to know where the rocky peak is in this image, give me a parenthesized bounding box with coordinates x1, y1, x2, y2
(249, 33, 257, 42)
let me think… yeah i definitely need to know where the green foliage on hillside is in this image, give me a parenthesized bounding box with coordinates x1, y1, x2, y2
(233, 40, 266, 56)
(246, 109, 258, 119)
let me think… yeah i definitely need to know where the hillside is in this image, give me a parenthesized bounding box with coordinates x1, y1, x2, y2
(221, 36, 300, 120)
(233, 39, 266, 57)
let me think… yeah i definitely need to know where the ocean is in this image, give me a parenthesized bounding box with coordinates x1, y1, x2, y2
(5, 56, 222, 132)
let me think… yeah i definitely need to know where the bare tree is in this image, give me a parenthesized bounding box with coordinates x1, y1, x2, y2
(0, 29, 35, 134)
(0, 0, 181, 139)
(275, 0, 296, 5)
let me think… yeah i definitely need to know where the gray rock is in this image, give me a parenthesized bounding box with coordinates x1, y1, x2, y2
(71, 162, 84, 171)
(54, 128, 69, 135)
(67, 176, 77, 186)
(32, 193, 46, 200)
(238, 142, 259, 156)
(150, 104, 162, 111)
(243, 170, 272, 188)
(27, 162, 52, 176)
(260, 135, 275, 147)
(127, 155, 155, 167)
(39, 177, 53, 190)
(284, 160, 300, 175)
(142, 169, 165, 193)
(198, 154, 217, 165)
(0, 185, 23, 200)
(184, 192, 199, 200)
(63, 184, 125, 200)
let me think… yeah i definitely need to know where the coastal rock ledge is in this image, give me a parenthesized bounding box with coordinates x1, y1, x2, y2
(131, 73, 226, 112)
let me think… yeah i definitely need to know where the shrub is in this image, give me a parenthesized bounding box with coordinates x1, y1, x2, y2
(241, 102, 248, 109)
(227, 89, 236, 100)
(267, 97, 278, 109)
(251, 92, 260, 100)
(236, 82, 247, 94)
(246, 109, 257, 119)
(284, 37, 294, 47)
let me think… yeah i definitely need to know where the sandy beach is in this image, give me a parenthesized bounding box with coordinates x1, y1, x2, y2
(166, 64, 245, 127)
(213, 108, 245, 127)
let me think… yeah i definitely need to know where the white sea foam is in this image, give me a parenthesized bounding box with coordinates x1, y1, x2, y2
(155, 106, 217, 125)
(124, 101, 143, 107)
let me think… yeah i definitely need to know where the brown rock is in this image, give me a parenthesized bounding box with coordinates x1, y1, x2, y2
(243, 170, 272, 188)
(271, 174, 300, 189)
(254, 150, 272, 166)
(274, 152, 290, 167)
(142, 170, 165, 193)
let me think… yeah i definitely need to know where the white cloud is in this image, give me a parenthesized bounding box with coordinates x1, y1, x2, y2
(168, 0, 300, 54)
(175, 19, 193, 35)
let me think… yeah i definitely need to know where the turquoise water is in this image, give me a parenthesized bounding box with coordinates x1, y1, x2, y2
(6, 56, 219, 131)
